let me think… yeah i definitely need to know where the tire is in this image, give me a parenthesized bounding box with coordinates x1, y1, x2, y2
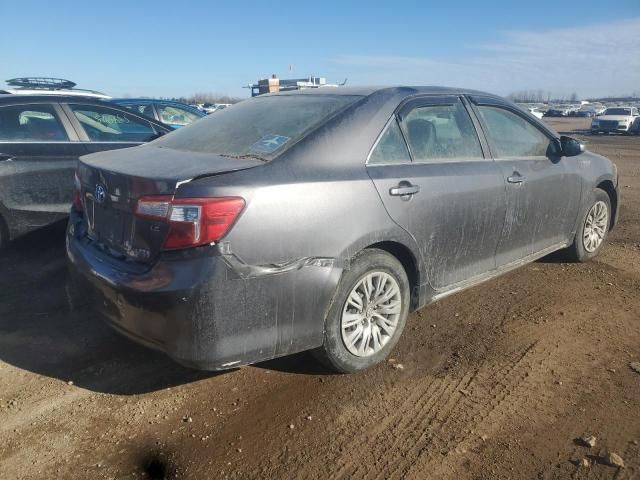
(563, 188, 611, 262)
(314, 248, 410, 373)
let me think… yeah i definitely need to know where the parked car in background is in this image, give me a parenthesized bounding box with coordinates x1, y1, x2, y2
(591, 106, 639, 134)
(0, 95, 170, 248)
(67, 86, 618, 374)
(111, 99, 205, 128)
(576, 109, 596, 117)
(544, 105, 571, 117)
(516, 104, 545, 119)
(526, 106, 544, 119)
(202, 103, 232, 114)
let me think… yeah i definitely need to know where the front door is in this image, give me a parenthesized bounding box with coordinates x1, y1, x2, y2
(470, 98, 582, 267)
(367, 96, 506, 290)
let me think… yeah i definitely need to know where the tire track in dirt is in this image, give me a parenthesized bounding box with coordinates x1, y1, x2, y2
(301, 338, 543, 480)
(345, 369, 478, 479)
(314, 371, 453, 478)
(383, 342, 543, 479)
(359, 270, 566, 478)
(409, 342, 554, 479)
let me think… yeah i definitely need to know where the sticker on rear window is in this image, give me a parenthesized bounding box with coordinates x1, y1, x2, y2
(249, 134, 290, 154)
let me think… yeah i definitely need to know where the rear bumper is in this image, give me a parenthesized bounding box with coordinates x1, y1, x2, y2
(66, 220, 340, 370)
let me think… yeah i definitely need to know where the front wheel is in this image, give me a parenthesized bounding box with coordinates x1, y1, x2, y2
(314, 249, 410, 373)
(563, 188, 611, 262)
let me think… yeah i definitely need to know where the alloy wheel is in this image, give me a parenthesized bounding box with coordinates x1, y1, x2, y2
(583, 200, 608, 253)
(340, 271, 402, 357)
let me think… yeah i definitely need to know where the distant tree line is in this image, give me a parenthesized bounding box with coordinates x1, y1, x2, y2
(119, 92, 244, 104)
(507, 90, 579, 103)
(170, 93, 243, 105)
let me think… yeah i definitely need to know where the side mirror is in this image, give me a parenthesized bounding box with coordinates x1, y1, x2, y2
(560, 135, 585, 157)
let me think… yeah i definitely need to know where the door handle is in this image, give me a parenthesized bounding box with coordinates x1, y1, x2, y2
(0, 153, 13, 162)
(389, 183, 420, 197)
(507, 173, 526, 184)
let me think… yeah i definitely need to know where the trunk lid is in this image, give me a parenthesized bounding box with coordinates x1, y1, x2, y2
(77, 144, 262, 262)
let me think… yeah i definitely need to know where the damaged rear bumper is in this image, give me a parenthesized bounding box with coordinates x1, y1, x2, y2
(66, 224, 341, 370)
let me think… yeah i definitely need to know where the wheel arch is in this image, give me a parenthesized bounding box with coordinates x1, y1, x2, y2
(362, 240, 420, 310)
(596, 180, 618, 230)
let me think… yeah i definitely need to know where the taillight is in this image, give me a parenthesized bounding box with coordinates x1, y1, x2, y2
(135, 196, 245, 249)
(72, 172, 83, 211)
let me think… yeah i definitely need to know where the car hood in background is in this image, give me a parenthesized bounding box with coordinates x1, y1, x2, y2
(594, 115, 633, 122)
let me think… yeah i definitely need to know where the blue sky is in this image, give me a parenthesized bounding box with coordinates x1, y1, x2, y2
(2, 0, 639, 99)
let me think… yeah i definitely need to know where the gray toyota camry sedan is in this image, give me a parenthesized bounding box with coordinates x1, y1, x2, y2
(67, 86, 619, 373)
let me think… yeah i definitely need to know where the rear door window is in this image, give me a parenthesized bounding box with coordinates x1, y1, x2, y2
(0, 104, 68, 142)
(69, 104, 157, 142)
(399, 101, 483, 163)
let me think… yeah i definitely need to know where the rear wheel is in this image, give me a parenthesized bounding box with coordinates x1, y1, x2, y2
(314, 249, 410, 373)
(563, 188, 611, 262)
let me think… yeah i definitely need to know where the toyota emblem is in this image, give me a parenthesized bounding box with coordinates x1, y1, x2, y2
(95, 184, 107, 204)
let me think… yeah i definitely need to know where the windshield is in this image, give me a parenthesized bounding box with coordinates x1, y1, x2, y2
(154, 94, 361, 159)
(604, 108, 631, 116)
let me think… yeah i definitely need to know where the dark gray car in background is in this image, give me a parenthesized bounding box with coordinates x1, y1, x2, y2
(66, 86, 619, 373)
(0, 95, 170, 248)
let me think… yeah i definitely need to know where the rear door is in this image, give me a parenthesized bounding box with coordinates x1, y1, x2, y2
(0, 102, 83, 225)
(367, 95, 506, 290)
(61, 102, 162, 155)
(469, 96, 582, 266)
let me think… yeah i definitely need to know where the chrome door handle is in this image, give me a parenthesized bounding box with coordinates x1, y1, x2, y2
(389, 184, 420, 196)
(507, 174, 526, 184)
(0, 153, 13, 162)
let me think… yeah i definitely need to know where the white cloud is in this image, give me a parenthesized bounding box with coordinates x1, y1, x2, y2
(333, 18, 640, 98)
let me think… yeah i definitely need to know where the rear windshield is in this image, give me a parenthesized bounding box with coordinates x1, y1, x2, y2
(604, 108, 631, 115)
(153, 94, 360, 159)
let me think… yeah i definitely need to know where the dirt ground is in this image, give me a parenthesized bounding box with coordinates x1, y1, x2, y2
(1, 117, 639, 480)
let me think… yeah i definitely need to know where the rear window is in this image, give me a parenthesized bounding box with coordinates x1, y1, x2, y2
(153, 95, 361, 159)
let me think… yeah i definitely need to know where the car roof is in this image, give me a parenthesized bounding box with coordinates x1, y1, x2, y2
(0, 94, 114, 104)
(260, 85, 497, 98)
